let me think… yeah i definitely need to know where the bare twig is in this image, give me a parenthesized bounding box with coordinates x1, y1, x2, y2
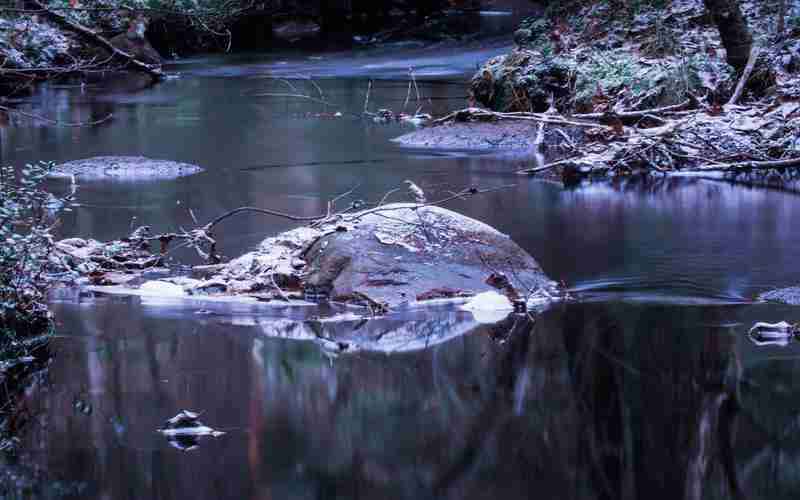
(516, 156, 582, 175)
(251, 92, 339, 108)
(204, 207, 325, 230)
(344, 184, 516, 222)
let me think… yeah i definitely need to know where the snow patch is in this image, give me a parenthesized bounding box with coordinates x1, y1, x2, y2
(460, 291, 513, 324)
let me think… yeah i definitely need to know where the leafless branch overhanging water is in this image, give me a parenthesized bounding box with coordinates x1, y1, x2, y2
(126, 183, 516, 265)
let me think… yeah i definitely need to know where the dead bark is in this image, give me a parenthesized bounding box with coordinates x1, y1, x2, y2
(30, 0, 164, 80)
(727, 45, 760, 105)
(702, 0, 753, 71)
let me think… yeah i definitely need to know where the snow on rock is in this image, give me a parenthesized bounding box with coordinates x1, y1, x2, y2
(301, 203, 555, 307)
(461, 291, 514, 324)
(461, 291, 514, 311)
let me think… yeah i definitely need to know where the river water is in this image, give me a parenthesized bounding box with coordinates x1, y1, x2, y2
(3, 41, 800, 499)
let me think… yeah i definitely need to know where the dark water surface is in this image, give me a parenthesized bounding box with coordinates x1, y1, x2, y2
(3, 46, 800, 499)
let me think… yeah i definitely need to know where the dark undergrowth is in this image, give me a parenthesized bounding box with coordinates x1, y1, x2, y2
(0, 162, 62, 471)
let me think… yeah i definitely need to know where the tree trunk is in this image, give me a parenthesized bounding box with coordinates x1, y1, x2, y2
(777, 0, 787, 37)
(702, 0, 752, 71)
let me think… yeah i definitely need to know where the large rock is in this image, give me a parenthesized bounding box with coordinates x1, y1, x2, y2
(73, 204, 556, 317)
(50, 156, 202, 181)
(301, 203, 554, 307)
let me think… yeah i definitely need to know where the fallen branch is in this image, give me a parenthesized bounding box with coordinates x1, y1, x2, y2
(30, 0, 163, 80)
(431, 107, 612, 130)
(516, 157, 583, 175)
(572, 100, 692, 121)
(694, 157, 800, 172)
(432, 102, 694, 129)
(204, 206, 325, 230)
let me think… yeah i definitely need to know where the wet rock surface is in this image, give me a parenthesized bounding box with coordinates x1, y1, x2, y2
(301, 204, 553, 307)
(50, 156, 203, 181)
(394, 121, 541, 150)
(394, 119, 582, 153)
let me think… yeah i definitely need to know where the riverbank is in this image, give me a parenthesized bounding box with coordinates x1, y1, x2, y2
(0, 162, 57, 458)
(395, 0, 800, 184)
(0, 1, 523, 91)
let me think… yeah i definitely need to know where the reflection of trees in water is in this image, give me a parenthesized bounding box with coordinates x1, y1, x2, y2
(18, 302, 800, 499)
(558, 303, 800, 500)
(558, 303, 747, 500)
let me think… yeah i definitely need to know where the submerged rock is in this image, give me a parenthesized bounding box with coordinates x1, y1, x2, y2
(50, 156, 202, 181)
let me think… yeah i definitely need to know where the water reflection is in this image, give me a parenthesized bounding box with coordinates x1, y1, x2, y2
(4, 301, 798, 499)
(4, 59, 800, 301)
(6, 47, 800, 500)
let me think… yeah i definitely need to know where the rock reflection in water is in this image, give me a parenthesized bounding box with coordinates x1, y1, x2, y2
(11, 301, 800, 499)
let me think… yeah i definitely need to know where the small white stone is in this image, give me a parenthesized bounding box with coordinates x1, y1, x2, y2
(460, 291, 514, 324)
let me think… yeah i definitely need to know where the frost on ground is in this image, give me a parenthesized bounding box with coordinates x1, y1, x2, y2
(0, 18, 76, 69)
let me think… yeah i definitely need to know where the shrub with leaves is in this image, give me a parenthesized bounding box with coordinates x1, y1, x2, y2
(0, 162, 62, 339)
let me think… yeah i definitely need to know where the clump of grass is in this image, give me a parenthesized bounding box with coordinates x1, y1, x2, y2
(572, 51, 734, 111)
(574, 52, 644, 105)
